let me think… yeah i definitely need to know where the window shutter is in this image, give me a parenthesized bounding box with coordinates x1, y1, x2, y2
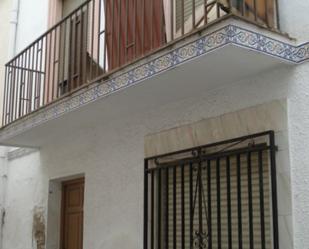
(164, 151, 271, 249)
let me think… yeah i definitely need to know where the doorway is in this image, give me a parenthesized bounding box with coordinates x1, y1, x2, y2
(60, 178, 85, 249)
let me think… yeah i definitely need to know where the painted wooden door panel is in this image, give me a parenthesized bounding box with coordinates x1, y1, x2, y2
(61, 178, 84, 249)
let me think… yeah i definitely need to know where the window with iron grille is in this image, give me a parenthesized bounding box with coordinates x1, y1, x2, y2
(144, 131, 279, 249)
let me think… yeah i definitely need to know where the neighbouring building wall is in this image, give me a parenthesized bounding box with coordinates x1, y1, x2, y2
(15, 0, 49, 53)
(0, 147, 8, 249)
(0, 0, 12, 123)
(1, 149, 44, 249)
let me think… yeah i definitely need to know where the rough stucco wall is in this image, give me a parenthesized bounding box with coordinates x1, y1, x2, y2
(2, 150, 46, 249)
(0, 147, 8, 249)
(279, 0, 309, 42)
(286, 63, 309, 249)
(0, 62, 307, 249)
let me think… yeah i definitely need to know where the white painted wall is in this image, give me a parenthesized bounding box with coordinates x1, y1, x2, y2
(1, 1, 309, 249)
(0, 64, 301, 249)
(15, 0, 49, 53)
(0, 147, 8, 249)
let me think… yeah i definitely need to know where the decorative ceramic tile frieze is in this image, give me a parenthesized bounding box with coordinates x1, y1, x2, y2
(0, 24, 308, 142)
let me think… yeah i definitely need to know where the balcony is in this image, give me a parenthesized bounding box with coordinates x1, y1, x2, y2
(2, 0, 283, 127)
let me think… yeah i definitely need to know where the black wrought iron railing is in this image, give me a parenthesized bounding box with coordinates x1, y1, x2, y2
(144, 131, 279, 249)
(2, 0, 279, 126)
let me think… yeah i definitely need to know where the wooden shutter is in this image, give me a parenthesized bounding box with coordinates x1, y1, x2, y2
(234, 0, 275, 27)
(106, 0, 166, 70)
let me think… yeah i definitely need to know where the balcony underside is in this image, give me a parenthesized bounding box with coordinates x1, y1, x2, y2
(0, 19, 300, 148)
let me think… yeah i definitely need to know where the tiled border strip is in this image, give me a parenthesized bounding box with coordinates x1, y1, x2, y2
(0, 24, 308, 142)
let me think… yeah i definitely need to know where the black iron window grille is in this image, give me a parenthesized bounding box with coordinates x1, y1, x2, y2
(144, 131, 279, 249)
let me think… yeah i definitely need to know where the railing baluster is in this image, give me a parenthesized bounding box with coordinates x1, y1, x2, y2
(10, 62, 16, 123)
(111, 0, 115, 69)
(204, 0, 207, 25)
(79, 8, 84, 88)
(226, 156, 232, 249)
(2, 66, 8, 125)
(52, 29, 58, 101)
(133, 0, 137, 59)
(216, 158, 221, 249)
(158, 168, 162, 249)
(151, 171, 154, 249)
(181, 0, 185, 35)
(34, 41, 39, 109)
(165, 168, 169, 249)
(142, 0, 145, 54)
(198, 161, 203, 242)
(237, 154, 243, 249)
(170, 0, 174, 41)
(151, 0, 154, 50)
(254, 0, 258, 21)
(14, 57, 20, 120)
(192, 0, 196, 29)
(117, 0, 121, 67)
(61, 22, 67, 95)
(144, 160, 149, 249)
(258, 150, 266, 249)
(38, 39, 43, 108)
(189, 163, 193, 248)
(30, 44, 35, 111)
(84, 3, 89, 82)
(97, 0, 102, 77)
(43, 36, 47, 106)
(56, 25, 61, 98)
(7, 66, 11, 123)
(90, 0, 95, 79)
(103, 0, 107, 73)
(207, 160, 212, 249)
(47, 32, 52, 103)
(173, 166, 176, 249)
(125, 0, 128, 63)
(181, 164, 185, 249)
(265, 0, 269, 27)
(26, 47, 31, 114)
(247, 152, 254, 249)
(73, 12, 78, 90)
(21, 51, 27, 116)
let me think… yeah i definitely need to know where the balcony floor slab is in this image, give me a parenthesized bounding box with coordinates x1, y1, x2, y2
(0, 18, 304, 148)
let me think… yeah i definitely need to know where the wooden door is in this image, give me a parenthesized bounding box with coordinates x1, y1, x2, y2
(61, 178, 85, 249)
(106, 0, 166, 70)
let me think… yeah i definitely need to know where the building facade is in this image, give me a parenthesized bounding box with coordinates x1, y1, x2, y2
(0, 1, 308, 249)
